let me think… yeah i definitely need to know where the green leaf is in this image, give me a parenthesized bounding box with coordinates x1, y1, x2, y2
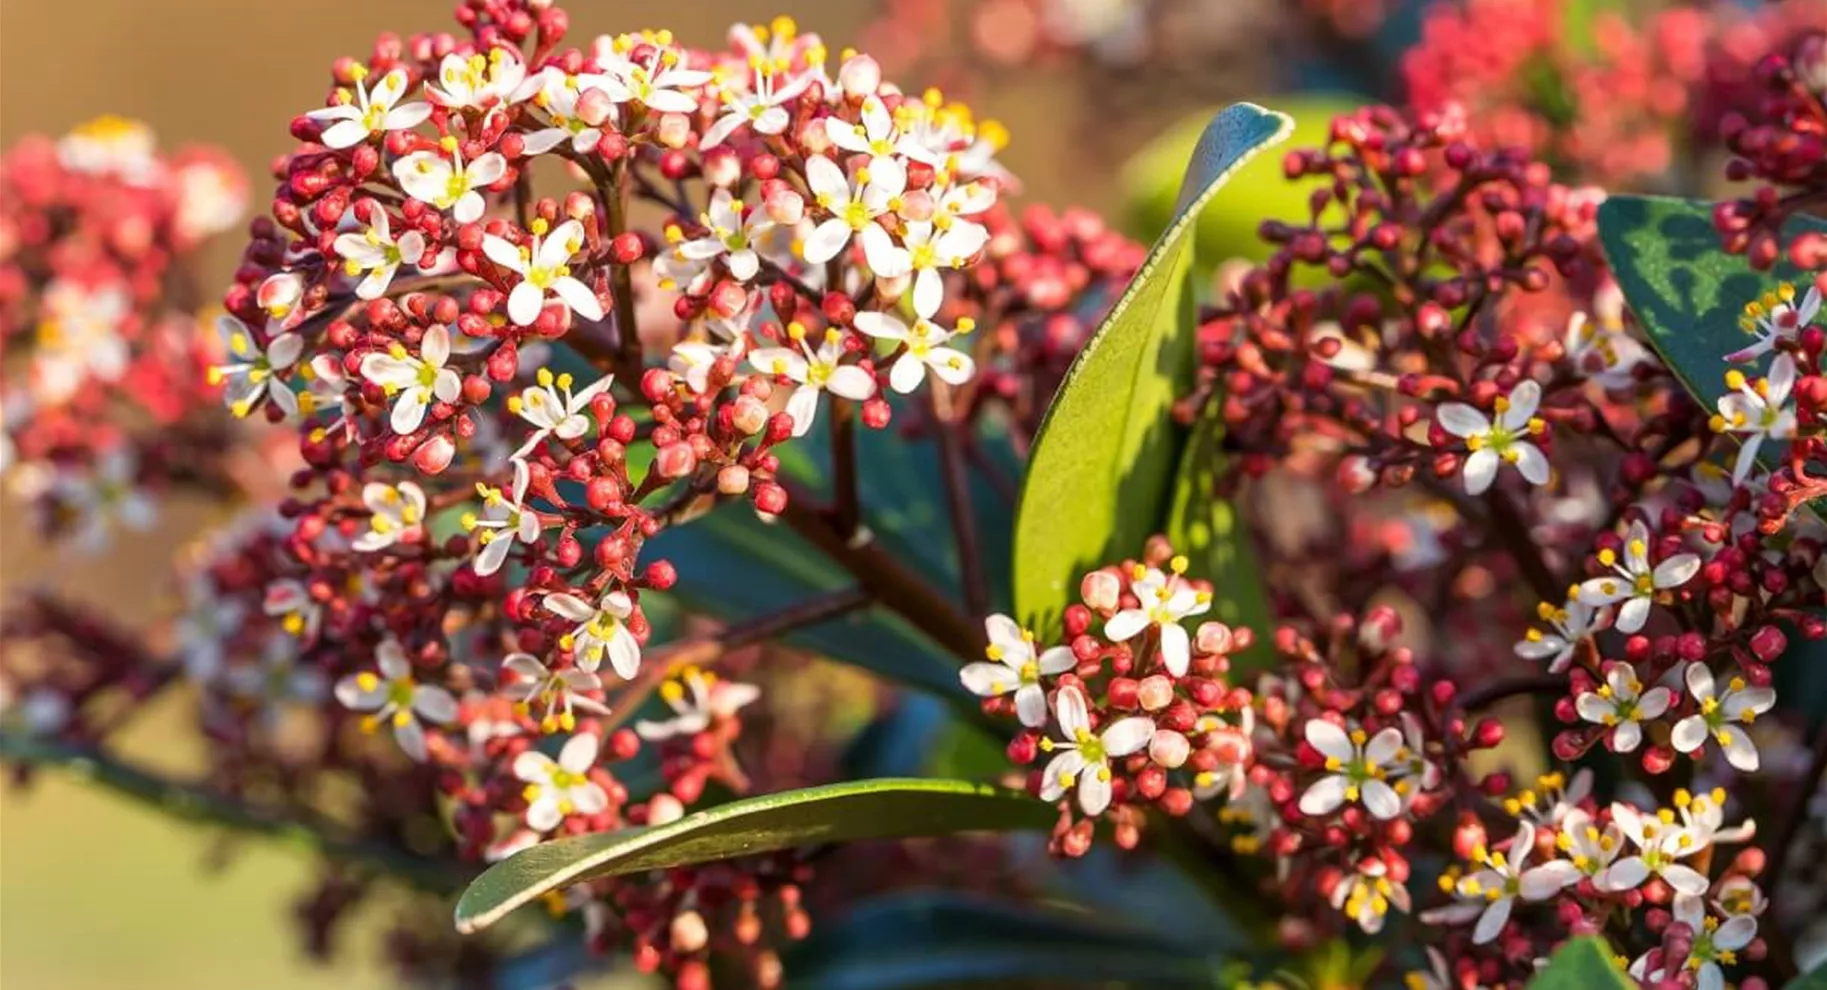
(1562, 0, 1626, 56)
(1165, 400, 1275, 671)
(1787, 960, 1827, 990)
(1122, 96, 1358, 278)
(454, 778, 1051, 934)
(1014, 102, 1293, 634)
(1596, 195, 1826, 481)
(784, 890, 1227, 990)
(1526, 937, 1634, 990)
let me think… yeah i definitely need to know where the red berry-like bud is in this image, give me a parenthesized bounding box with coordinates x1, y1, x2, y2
(610, 231, 644, 263)
(753, 482, 788, 515)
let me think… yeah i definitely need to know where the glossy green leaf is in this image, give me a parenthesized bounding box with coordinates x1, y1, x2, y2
(1597, 195, 1825, 520)
(1122, 96, 1357, 278)
(1526, 937, 1634, 990)
(1165, 401, 1275, 671)
(784, 890, 1227, 990)
(454, 778, 1050, 934)
(1014, 102, 1293, 634)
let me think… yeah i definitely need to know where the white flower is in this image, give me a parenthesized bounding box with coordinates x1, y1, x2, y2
(851, 298, 976, 394)
(510, 367, 612, 457)
(358, 324, 463, 434)
(1514, 597, 1605, 673)
(1436, 380, 1550, 495)
(333, 639, 457, 761)
(1634, 895, 1755, 990)
(519, 69, 623, 154)
(1713, 354, 1798, 486)
(56, 448, 155, 553)
(1670, 663, 1775, 771)
(332, 208, 426, 300)
(500, 652, 609, 734)
(1599, 801, 1710, 895)
(301, 354, 354, 439)
(55, 115, 159, 184)
(512, 732, 608, 832)
(1331, 859, 1410, 934)
(1191, 707, 1254, 801)
(175, 576, 245, 683)
(668, 319, 748, 394)
(1392, 711, 1441, 795)
(957, 615, 1076, 727)
(353, 480, 427, 552)
(747, 327, 876, 436)
(1563, 310, 1648, 390)
(931, 179, 997, 231)
(1101, 563, 1212, 677)
(1576, 521, 1701, 634)
(305, 68, 431, 149)
(601, 46, 711, 113)
(31, 283, 129, 403)
(1574, 662, 1673, 754)
(1455, 821, 1580, 944)
(220, 639, 328, 731)
(1513, 768, 1593, 829)
(636, 666, 760, 740)
(801, 153, 905, 268)
(262, 578, 321, 639)
(544, 588, 641, 678)
(426, 48, 527, 109)
(1037, 685, 1154, 816)
(393, 143, 507, 224)
(1728, 282, 1819, 363)
(823, 95, 919, 171)
(1715, 875, 1768, 919)
(468, 459, 541, 576)
(1673, 787, 1756, 849)
(483, 218, 603, 326)
(1552, 806, 1623, 880)
(869, 219, 989, 317)
(670, 189, 775, 282)
(701, 62, 811, 149)
(210, 316, 302, 419)
(1297, 720, 1406, 820)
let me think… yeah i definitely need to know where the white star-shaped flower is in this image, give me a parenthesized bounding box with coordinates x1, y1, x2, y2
(333, 638, 457, 761)
(1670, 663, 1776, 771)
(1436, 380, 1550, 495)
(305, 68, 431, 149)
(1037, 685, 1154, 816)
(957, 614, 1075, 727)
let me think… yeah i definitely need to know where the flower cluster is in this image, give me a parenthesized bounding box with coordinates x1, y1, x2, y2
(0, 117, 250, 549)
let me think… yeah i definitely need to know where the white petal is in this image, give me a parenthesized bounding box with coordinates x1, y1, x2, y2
(390, 387, 429, 434)
(1100, 717, 1155, 757)
(860, 224, 906, 276)
(959, 662, 1016, 697)
(1652, 554, 1700, 589)
(1103, 610, 1150, 643)
(1361, 779, 1402, 819)
(558, 732, 600, 773)
(1721, 729, 1760, 771)
(1437, 403, 1490, 437)
(526, 796, 563, 832)
(554, 277, 604, 321)
(1012, 684, 1047, 727)
(1471, 897, 1513, 945)
(1670, 715, 1709, 754)
(320, 119, 373, 149)
(1055, 685, 1091, 737)
(606, 626, 641, 680)
(1462, 448, 1499, 495)
(1038, 750, 1085, 802)
(1660, 864, 1710, 896)
(1304, 719, 1355, 762)
(513, 750, 556, 782)
(1157, 622, 1190, 676)
(1520, 860, 1580, 900)
(1501, 380, 1541, 429)
(1615, 596, 1651, 634)
(852, 310, 908, 342)
(1512, 443, 1551, 485)
(412, 685, 457, 724)
(1611, 720, 1642, 753)
(802, 219, 852, 265)
(393, 718, 428, 761)
(825, 365, 876, 401)
(1077, 769, 1112, 816)
(1298, 775, 1348, 817)
(508, 281, 544, 326)
(1600, 856, 1648, 891)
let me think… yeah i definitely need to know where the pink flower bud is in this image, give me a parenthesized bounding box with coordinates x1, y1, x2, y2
(655, 442, 698, 479)
(897, 189, 936, 222)
(670, 911, 709, 954)
(656, 112, 692, 149)
(412, 434, 455, 474)
(1137, 675, 1174, 712)
(731, 395, 769, 435)
(1194, 622, 1234, 656)
(838, 54, 881, 97)
(765, 187, 805, 225)
(1081, 570, 1120, 611)
(702, 148, 741, 189)
(1149, 729, 1190, 768)
(718, 464, 750, 495)
(576, 87, 616, 127)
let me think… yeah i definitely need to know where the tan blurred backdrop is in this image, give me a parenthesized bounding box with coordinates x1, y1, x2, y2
(0, 2, 1129, 988)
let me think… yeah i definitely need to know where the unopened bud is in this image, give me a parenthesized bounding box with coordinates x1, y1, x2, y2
(1149, 729, 1190, 768)
(1081, 570, 1120, 611)
(838, 54, 881, 97)
(656, 112, 692, 149)
(647, 793, 685, 825)
(765, 187, 805, 225)
(1137, 675, 1174, 712)
(670, 911, 709, 954)
(718, 464, 751, 495)
(1194, 622, 1234, 656)
(732, 395, 769, 435)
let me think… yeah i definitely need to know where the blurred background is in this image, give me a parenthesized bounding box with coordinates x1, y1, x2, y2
(1, 0, 1807, 987)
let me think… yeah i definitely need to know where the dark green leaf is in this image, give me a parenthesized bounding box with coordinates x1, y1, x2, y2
(650, 504, 970, 704)
(1526, 937, 1634, 990)
(1165, 400, 1275, 671)
(1014, 102, 1293, 634)
(1787, 960, 1827, 990)
(784, 890, 1226, 990)
(454, 778, 1051, 934)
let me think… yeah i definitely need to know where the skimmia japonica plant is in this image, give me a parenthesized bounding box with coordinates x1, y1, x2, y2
(2, 1, 1826, 989)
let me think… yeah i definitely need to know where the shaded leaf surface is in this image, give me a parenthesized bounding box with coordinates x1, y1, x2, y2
(1526, 937, 1636, 990)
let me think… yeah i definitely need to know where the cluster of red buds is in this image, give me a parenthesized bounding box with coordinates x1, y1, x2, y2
(1715, 25, 1827, 271)
(0, 1, 1152, 986)
(0, 116, 250, 549)
(1402, 0, 1827, 187)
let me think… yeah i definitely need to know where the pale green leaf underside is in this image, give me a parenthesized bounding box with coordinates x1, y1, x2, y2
(1012, 102, 1293, 634)
(454, 778, 1051, 934)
